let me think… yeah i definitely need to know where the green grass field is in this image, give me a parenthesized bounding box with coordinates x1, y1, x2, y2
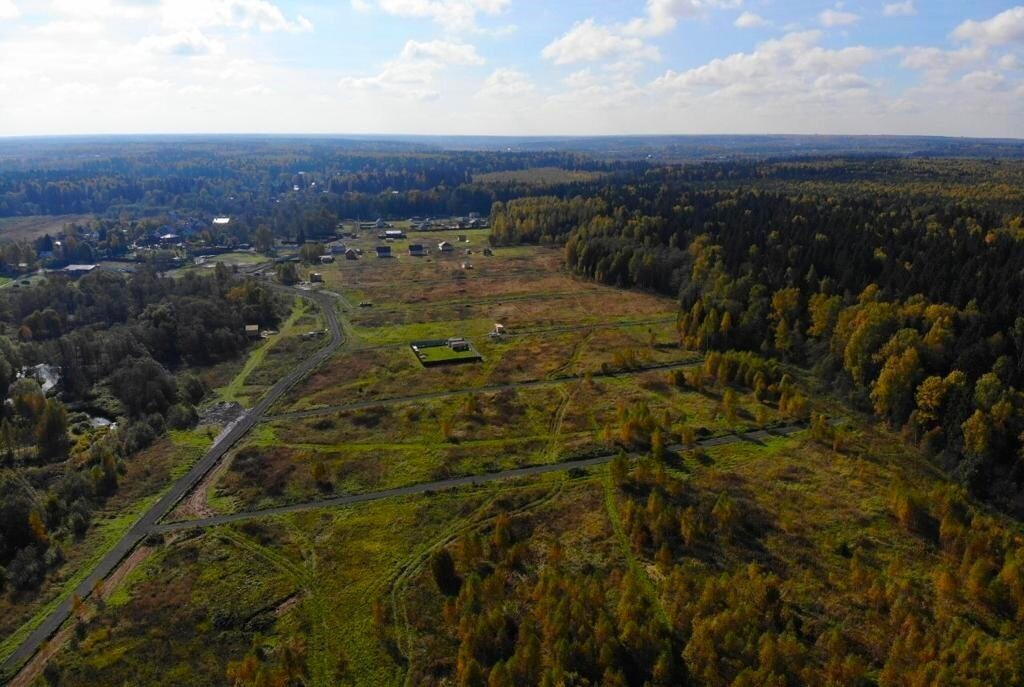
(412, 341, 482, 366)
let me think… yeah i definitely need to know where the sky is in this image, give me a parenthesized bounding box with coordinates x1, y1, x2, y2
(0, 1, 1023, 138)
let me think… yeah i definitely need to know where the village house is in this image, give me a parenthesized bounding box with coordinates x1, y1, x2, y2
(376, 246, 392, 258)
(310, 272, 323, 283)
(438, 241, 454, 253)
(408, 244, 427, 257)
(245, 324, 260, 338)
(319, 254, 335, 264)
(447, 337, 470, 352)
(62, 264, 98, 278)
(345, 248, 359, 260)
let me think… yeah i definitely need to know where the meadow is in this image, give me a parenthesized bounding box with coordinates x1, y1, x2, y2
(36, 228, 1024, 686)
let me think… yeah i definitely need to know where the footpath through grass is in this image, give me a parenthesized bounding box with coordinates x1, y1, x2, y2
(215, 297, 307, 405)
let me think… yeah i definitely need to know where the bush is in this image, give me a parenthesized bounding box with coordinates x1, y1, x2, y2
(121, 421, 157, 454)
(8, 543, 46, 591)
(430, 548, 461, 596)
(167, 403, 198, 430)
(178, 374, 208, 406)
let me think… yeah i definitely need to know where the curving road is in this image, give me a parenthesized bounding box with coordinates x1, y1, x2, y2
(0, 287, 345, 677)
(150, 422, 808, 534)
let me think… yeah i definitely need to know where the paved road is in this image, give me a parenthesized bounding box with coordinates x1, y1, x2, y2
(0, 287, 345, 676)
(151, 422, 808, 534)
(264, 357, 703, 422)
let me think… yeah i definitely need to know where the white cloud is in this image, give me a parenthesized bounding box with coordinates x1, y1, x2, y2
(118, 76, 171, 93)
(959, 70, 1006, 91)
(899, 45, 987, 80)
(621, 0, 742, 37)
(360, 0, 511, 32)
(49, 0, 146, 19)
(237, 84, 273, 96)
(400, 39, 484, 65)
(652, 31, 878, 100)
(734, 12, 767, 29)
(819, 9, 860, 28)
(0, 0, 18, 18)
(883, 1, 916, 17)
(161, 0, 312, 33)
(542, 19, 660, 65)
(953, 6, 1024, 47)
(339, 39, 485, 100)
(542, 1, 740, 68)
(477, 67, 534, 98)
(139, 29, 224, 57)
(998, 53, 1021, 70)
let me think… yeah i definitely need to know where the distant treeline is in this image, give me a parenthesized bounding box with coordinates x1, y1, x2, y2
(0, 142, 637, 218)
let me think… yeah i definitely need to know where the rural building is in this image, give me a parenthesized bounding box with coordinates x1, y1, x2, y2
(212, 217, 231, 226)
(461, 262, 473, 269)
(384, 229, 406, 240)
(408, 244, 427, 256)
(376, 246, 392, 258)
(245, 324, 260, 338)
(328, 241, 347, 254)
(447, 337, 470, 352)
(345, 248, 359, 260)
(483, 247, 493, 256)
(310, 272, 323, 283)
(489, 323, 507, 339)
(63, 264, 98, 278)
(319, 254, 335, 264)
(438, 241, 454, 253)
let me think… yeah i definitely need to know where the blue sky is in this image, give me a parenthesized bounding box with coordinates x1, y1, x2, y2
(0, 1, 1022, 137)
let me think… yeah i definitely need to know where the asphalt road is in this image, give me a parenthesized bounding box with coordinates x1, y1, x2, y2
(263, 357, 704, 422)
(0, 287, 344, 676)
(151, 421, 808, 534)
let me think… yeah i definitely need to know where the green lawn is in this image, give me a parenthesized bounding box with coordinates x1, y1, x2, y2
(412, 341, 482, 365)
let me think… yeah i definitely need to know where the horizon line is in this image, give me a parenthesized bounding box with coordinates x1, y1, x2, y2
(2, 132, 1024, 143)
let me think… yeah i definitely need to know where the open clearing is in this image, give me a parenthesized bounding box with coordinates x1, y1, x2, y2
(27, 227, 1005, 687)
(0, 214, 94, 241)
